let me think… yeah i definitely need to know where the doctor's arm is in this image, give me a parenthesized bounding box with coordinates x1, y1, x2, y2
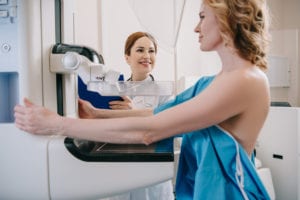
(78, 98, 153, 118)
(108, 96, 134, 110)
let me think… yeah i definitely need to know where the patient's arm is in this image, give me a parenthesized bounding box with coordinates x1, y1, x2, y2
(78, 98, 153, 119)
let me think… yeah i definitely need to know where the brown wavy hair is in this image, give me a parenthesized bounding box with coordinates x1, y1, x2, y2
(124, 32, 158, 56)
(204, 0, 271, 70)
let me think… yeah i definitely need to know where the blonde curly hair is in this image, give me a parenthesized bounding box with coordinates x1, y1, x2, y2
(204, 0, 271, 70)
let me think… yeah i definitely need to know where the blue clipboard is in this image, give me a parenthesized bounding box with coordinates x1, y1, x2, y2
(78, 75, 124, 109)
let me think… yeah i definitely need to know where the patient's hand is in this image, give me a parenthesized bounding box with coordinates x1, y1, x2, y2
(78, 98, 97, 119)
(109, 96, 134, 110)
(14, 98, 63, 135)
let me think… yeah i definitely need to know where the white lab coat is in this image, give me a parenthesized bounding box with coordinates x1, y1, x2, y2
(101, 76, 174, 200)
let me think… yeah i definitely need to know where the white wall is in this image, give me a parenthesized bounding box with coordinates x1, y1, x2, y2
(268, 30, 299, 106)
(74, 0, 101, 52)
(267, 0, 300, 106)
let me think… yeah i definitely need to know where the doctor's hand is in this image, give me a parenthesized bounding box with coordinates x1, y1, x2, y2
(14, 98, 64, 135)
(109, 96, 134, 110)
(78, 98, 97, 119)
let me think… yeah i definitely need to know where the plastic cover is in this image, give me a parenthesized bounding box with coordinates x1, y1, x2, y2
(87, 81, 174, 96)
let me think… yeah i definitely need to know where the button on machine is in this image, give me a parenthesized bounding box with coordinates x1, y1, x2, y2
(0, 10, 8, 17)
(0, 0, 17, 21)
(0, 0, 8, 5)
(0, 0, 18, 123)
(1, 43, 10, 53)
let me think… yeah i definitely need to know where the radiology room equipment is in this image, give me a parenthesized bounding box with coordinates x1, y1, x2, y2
(255, 106, 300, 199)
(0, 1, 174, 199)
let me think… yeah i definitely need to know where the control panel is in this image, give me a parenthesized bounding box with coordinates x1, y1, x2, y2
(0, 0, 18, 122)
(0, 0, 18, 70)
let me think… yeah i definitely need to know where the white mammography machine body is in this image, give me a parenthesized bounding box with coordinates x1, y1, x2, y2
(0, 1, 174, 199)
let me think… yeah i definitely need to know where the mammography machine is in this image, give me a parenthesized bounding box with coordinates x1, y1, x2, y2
(0, 1, 174, 199)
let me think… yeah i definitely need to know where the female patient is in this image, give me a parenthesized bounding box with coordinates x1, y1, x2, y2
(15, 0, 271, 199)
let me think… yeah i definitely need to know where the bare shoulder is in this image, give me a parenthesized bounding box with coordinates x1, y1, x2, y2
(228, 66, 268, 87)
(242, 66, 269, 87)
(210, 66, 269, 104)
(221, 67, 269, 99)
(242, 67, 269, 102)
(220, 66, 270, 112)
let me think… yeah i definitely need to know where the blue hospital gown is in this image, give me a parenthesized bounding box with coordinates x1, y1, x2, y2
(154, 75, 270, 200)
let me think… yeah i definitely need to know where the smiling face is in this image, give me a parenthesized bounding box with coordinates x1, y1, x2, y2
(125, 36, 156, 81)
(194, 4, 223, 52)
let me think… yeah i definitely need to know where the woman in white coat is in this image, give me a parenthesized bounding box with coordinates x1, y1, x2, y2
(107, 31, 171, 111)
(81, 31, 174, 200)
